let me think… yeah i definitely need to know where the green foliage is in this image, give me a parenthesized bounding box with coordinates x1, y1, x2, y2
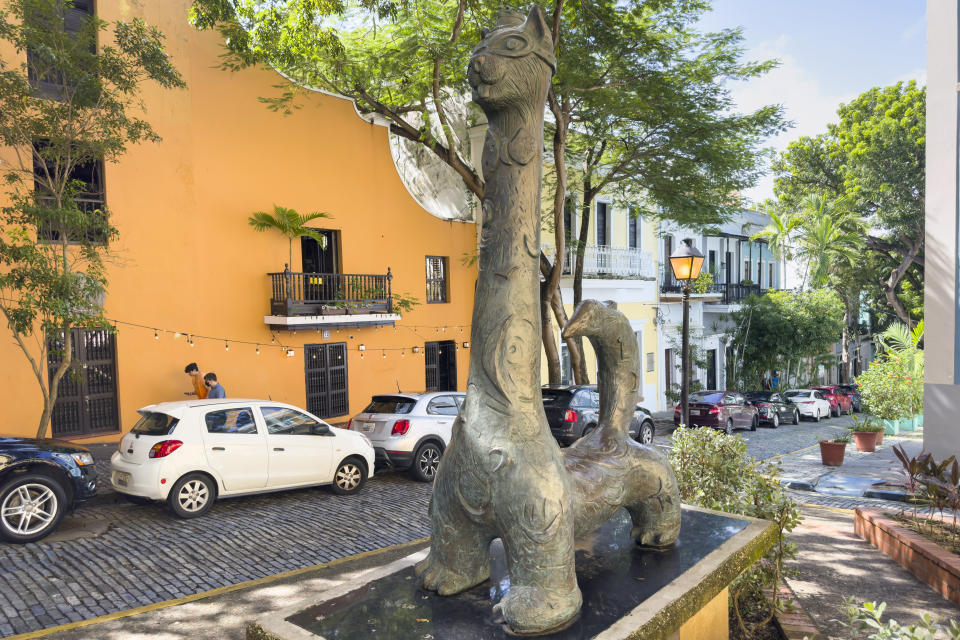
(669, 426, 802, 637)
(728, 289, 845, 390)
(849, 415, 884, 433)
(836, 597, 960, 640)
(248, 204, 331, 269)
(391, 291, 419, 315)
(692, 270, 714, 294)
(857, 321, 923, 419)
(0, 0, 184, 438)
(771, 81, 924, 324)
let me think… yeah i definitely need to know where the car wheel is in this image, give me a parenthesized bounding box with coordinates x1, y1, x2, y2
(750, 415, 758, 431)
(814, 408, 821, 422)
(635, 421, 654, 445)
(792, 410, 800, 425)
(331, 458, 367, 495)
(0, 473, 67, 544)
(771, 413, 779, 429)
(831, 406, 839, 418)
(724, 418, 733, 435)
(168, 473, 216, 519)
(411, 443, 443, 483)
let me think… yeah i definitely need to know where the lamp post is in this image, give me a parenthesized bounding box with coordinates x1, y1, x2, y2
(669, 238, 704, 427)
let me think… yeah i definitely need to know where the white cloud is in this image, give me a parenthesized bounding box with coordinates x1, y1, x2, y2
(728, 38, 855, 205)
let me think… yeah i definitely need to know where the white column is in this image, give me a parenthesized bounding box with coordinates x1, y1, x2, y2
(925, 2, 960, 459)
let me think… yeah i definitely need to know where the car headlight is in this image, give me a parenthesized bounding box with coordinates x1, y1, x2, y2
(70, 452, 94, 466)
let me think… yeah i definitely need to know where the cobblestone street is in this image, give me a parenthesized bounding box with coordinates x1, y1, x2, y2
(0, 472, 432, 637)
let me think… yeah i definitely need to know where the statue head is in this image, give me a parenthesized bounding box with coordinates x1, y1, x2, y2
(562, 300, 619, 340)
(468, 6, 555, 112)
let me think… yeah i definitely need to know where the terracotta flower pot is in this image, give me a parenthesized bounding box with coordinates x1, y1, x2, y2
(875, 429, 883, 445)
(820, 441, 847, 466)
(852, 431, 878, 453)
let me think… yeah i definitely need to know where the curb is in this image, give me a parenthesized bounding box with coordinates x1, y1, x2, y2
(770, 582, 823, 640)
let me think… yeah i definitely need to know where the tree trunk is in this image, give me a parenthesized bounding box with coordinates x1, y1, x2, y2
(539, 253, 588, 384)
(540, 280, 561, 383)
(572, 176, 596, 384)
(37, 326, 72, 439)
(840, 293, 851, 384)
(880, 237, 922, 326)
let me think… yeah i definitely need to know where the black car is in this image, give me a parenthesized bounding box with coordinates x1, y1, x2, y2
(542, 385, 655, 445)
(837, 384, 862, 412)
(743, 391, 799, 428)
(0, 438, 97, 543)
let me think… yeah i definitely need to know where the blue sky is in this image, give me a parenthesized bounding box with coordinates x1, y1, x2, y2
(698, 0, 926, 203)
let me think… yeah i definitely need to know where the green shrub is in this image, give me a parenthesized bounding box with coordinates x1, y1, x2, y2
(857, 357, 914, 419)
(834, 598, 960, 639)
(670, 427, 803, 636)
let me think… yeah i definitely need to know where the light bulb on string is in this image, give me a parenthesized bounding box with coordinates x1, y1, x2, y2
(442, 326, 446, 332)
(224, 341, 229, 351)
(256, 345, 261, 355)
(382, 351, 386, 359)
(154, 331, 159, 340)
(174, 332, 181, 340)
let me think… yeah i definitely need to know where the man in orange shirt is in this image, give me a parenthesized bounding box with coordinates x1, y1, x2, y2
(184, 362, 208, 399)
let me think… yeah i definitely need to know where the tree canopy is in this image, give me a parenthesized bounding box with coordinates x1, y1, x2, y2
(770, 81, 924, 325)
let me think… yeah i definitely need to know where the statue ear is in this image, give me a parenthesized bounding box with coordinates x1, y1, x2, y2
(525, 5, 550, 42)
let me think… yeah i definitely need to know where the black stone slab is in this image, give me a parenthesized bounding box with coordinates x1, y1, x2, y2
(286, 508, 747, 639)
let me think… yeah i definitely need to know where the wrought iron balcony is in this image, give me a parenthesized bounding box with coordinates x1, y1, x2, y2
(269, 268, 393, 317)
(545, 245, 656, 279)
(659, 281, 765, 304)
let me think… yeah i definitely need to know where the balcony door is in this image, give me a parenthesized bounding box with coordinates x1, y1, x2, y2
(301, 230, 340, 303)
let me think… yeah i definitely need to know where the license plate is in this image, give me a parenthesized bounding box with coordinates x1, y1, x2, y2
(113, 471, 131, 487)
(360, 422, 375, 433)
(695, 409, 704, 416)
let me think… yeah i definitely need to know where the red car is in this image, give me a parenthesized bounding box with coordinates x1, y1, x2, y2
(811, 386, 853, 417)
(673, 390, 758, 434)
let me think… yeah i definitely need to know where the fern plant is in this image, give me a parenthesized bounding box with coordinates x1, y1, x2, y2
(248, 204, 331, 270)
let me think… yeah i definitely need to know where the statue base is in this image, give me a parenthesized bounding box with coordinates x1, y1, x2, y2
(249, 505, 775, 640)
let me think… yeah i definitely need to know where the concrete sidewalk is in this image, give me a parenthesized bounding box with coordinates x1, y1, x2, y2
(786, 505, 960, 637)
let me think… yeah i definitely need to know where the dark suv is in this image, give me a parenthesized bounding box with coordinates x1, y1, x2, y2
(0, 438, 97, 543)
(542, 385, 655, 445)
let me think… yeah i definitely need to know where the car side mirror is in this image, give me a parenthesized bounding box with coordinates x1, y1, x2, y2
(311, 423, 331, 436)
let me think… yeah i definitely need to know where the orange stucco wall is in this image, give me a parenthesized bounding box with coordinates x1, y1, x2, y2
(0, 2, 476, 441)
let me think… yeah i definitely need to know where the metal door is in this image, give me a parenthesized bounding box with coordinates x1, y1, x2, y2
(304, 343, 349, 419)
(425, 341, 457, 391)
(47, 328, 120, 437)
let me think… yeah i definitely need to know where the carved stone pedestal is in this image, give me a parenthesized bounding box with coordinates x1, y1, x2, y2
(249, 505, 774, 640)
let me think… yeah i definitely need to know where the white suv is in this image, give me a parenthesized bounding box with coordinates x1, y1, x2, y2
(110, 399, 375, 518)
(348, 392, 465, 482)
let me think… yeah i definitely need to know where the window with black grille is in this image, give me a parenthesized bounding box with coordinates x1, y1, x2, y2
(304, 343, 349, 419)
(27, 0, 96, 97)
(34, 145, 106, 244)
(426, 256, 448, 303)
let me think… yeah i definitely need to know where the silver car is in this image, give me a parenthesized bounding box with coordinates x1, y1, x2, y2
(348, 392, 465, 482)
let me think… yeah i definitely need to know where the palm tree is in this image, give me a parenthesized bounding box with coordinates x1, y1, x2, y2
(753, 204, 799, 289)
(794, 195, 864, 288)
(248, 204, 332, 270)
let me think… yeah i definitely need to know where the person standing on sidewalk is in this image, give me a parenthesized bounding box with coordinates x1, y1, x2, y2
(204, 373, 226, 398)
(185, 362, 208, 399)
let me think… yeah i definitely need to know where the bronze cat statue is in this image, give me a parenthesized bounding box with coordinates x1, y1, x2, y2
(415, 7, 680, 635)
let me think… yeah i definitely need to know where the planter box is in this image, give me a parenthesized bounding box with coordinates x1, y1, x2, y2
(916, 414, 925, 427)
(852, 431, 878, 453)
(819, 441, 846, 466)
(855, 508, 960, 607)
(881, 418, 900, 435)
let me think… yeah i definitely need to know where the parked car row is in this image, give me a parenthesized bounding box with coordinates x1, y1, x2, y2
(674, 386, 859, 434)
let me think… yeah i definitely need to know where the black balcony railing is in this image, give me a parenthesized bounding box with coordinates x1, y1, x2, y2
(269, 267, 393, 316)
(660, 282, 765, 304)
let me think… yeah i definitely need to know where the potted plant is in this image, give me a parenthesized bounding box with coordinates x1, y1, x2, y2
(851, 423, 883, 452)
(851, 415, 885, 447)
(819, 434, 850, 466)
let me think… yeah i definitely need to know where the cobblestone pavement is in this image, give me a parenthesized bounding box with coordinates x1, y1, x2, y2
(0, 472, 432, 637)
(739, 414, 854, 461)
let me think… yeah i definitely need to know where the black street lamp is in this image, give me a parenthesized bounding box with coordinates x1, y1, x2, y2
(669, 238, 704, 427)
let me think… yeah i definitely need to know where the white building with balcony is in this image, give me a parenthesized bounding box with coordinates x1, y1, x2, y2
(655, 211, 782, 410)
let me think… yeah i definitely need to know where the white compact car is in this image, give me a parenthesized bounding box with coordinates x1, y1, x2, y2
(110, 399, 375, 518)
(348, 392, 465, 482)
(783, 389, 833, 422)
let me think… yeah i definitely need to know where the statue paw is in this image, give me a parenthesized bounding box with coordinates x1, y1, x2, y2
(493, 584, 582, 634)
(416, 553, 489, 596)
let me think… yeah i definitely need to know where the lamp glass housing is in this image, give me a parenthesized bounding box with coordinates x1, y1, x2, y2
(668, 241, 705, 282)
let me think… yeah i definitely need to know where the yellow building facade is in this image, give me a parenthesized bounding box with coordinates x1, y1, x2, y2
(540, 196, 660, 405)
(0, 2, 477, 441)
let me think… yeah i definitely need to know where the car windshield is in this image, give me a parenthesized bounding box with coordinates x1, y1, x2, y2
(541, 390, 573, 405)
(689, 392, 723, 404)
(131, 412, 179, 436)
(363, 396, 416, 414)
(744, 392, 772, 401)
(784, 391, 808, 398)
